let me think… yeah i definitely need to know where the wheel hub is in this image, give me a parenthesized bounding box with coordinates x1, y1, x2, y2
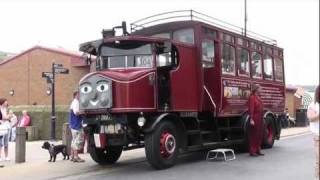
(160, 131, 176, 159)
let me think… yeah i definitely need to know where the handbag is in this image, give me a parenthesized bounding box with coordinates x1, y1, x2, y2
(0, 121, 10, 136)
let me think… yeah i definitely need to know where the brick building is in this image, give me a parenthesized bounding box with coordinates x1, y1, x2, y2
(0, 46, 90, 105)
(285, 85, 302, 118)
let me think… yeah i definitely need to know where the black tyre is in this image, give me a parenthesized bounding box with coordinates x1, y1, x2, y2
(88, 134, 123, 165)
(262, 115, 275, 149)
(145, 121, 179, 169)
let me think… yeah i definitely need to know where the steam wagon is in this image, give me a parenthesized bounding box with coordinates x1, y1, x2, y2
(79, 10, 285, 169)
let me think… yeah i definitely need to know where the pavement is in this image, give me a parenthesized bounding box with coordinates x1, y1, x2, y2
(0, 126, 312, 180)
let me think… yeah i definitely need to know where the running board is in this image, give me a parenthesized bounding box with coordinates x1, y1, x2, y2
(183, 139, 244, 152)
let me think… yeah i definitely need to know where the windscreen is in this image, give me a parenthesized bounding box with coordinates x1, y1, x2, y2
(98, 42, 153, 70)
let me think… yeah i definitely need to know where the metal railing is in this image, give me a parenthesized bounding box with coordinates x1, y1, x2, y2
(130, 10, 277, 45)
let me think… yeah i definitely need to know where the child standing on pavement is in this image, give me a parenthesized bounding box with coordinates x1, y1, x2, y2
(8, 110, 18, 141)
(69, 90, 85, 163)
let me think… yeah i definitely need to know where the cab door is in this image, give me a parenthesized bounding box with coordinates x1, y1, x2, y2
(156, 46, 178, 110)
(201, 34, 220, 113)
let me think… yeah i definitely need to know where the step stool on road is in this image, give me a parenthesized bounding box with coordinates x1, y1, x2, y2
(206, 148, 236, 161)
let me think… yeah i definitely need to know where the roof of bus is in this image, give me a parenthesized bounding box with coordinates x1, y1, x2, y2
(132, 20, 283, 50)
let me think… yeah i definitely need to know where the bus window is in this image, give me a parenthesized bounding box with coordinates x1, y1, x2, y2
(157, 49, 178, 67)
(251, 52, 262, 79)
(279, 50, 283, 57)
(237, 38, 243, 45)
(173, 28, 194, 44)
(273, 49, 278, 56)
(224, 34, 235, 44)
(202, 39, 215, 68)
(237, 48, 250, 76)
(274, 57, 284, 81)
(157, 52, 172, 67)
(203, 28, 217, 39)
(250, 42, 257, 49)
(222, 44, 235, 75)
(151, 33, 171, 39)
(263, 54, 274, 80)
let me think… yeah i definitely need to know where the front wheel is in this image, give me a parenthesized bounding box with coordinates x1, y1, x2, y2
(88, 134, 123, 165)
(145, 121, 179, 169)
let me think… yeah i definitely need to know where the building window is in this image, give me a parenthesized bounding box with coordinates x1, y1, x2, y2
(173, 28, 194, 44)
(202, 39, 215, 68)
(251, 52, 262, 78)
(237, 48, 250, 76)
(222, 44, 235, 74)
(263, 54, 274, 80)
(274, 57, 284, 81)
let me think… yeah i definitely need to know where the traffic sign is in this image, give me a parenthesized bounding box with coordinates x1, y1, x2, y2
(42, 72, 53, 78)
(54, 68, 69, 74)
(53, 63, 63, 68)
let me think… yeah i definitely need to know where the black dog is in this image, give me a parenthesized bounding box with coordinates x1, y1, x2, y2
(41, 141, 69, 162)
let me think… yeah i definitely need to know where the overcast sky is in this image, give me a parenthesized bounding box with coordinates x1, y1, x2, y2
(0, 0, 318, 86)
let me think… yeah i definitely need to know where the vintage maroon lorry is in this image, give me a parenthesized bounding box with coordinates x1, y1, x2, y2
(78, 10, 285, 169)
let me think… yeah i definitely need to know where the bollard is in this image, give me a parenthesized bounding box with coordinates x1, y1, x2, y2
(15, 127, 26, 163)
(62, 123, 72, 155)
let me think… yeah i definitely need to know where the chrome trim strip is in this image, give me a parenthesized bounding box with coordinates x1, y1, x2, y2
(203, 85, 216, 116)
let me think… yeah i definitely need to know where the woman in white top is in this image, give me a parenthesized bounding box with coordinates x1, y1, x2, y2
(307, 85, 319, 180)
(0, 98, 11, 162)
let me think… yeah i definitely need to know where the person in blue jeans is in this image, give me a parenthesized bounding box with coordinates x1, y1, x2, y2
(0, 98, 10, 162)
(69, 90, 85, 163)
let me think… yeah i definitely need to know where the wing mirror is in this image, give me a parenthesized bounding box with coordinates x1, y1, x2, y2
(81, 53, 92, 65)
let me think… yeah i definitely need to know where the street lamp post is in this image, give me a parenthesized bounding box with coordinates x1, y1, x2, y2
(42, 62, 69, 140)
(51, 62, 56, 140)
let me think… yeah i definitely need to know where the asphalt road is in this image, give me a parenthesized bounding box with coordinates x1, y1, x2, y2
(54, 133, 315, 180)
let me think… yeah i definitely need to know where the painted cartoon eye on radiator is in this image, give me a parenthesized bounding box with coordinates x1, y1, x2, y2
(80, 84, 92, 94)
(96, 83, 109, 92)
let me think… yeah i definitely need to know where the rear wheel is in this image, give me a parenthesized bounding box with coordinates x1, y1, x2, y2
(88, 133, 123, 165)
(262, 115, 275, 148)
(145, 121, 179, 169)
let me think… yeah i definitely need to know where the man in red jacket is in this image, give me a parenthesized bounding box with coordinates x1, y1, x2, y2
(248, 84, 264, 157)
